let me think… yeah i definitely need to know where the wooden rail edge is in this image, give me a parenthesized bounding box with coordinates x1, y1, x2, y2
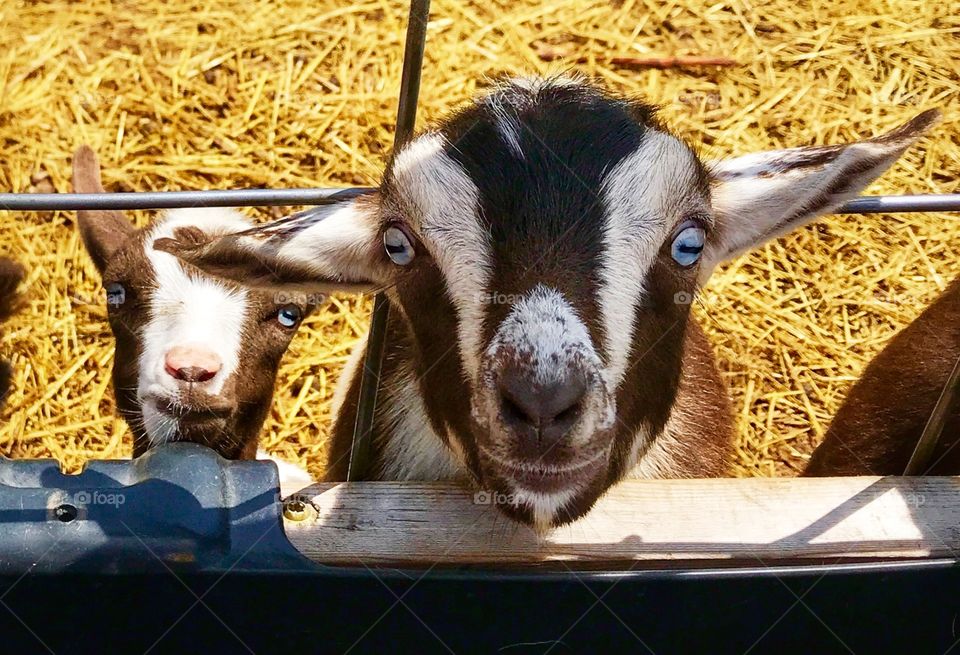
(280, 477, 960, 568)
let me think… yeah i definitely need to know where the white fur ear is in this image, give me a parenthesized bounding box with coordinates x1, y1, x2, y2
(703, 109, 940, 270)
(154, 192, 386, 294)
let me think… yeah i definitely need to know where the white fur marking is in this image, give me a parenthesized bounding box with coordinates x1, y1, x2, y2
(625, 417, 688, 480)
(487, 285, 597, 385)
(706, 139, 915, 273)
(485, 97, 524, 159)
(331, 343, 463, 481)
(598, 131, 707, 387)
(509, 74, 584, 93)
(392, 133, 491, 383)
(330, 336, 367, 425)
(376, 364, 464, 481)
(526, 488, 579, 531)
(139, 208, 252, 445)
(270, 201, 378, 287)
(481, 286, 615, 444)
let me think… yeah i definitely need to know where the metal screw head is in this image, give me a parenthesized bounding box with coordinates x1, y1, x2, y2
(54, 504, 78, 523)
(283, 497, 314, 522)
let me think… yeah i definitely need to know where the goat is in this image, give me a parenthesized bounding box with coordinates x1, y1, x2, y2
(157, 77, 938, 527)
(804, 277, 960, 476)
(0, 257, 24, 409)
(72, 145, 314, 488)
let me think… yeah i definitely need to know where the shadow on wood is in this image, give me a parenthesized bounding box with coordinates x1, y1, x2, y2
(282, 477, 960, 568)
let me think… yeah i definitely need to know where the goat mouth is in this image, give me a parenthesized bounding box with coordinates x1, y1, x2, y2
(154, 401, 233, 424)
(478, 446, 609, 494)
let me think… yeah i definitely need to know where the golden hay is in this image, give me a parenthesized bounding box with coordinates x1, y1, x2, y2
(0, 0, 957, 478)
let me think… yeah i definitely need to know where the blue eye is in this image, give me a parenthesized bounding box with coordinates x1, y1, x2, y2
(276, 305, 302, 328)
(105, 282, 126, 307)
(383, 226, 415, 266)
(670, 223, 706, 267)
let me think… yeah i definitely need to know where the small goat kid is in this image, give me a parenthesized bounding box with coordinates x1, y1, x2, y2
(72, 146, 314, 486)
(805, 276, 960, 476)
(159, 78, 937, 527)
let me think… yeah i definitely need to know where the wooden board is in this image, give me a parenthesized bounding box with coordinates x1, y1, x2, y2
(281, 477, 960, 568)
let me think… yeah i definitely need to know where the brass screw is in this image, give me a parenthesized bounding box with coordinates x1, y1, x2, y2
(283, 497, 313, 522)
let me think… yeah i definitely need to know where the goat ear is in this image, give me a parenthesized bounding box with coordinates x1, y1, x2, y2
(153, 192, 385, 295)
(71, 146, 136, 274)
(703, 109, 940, 269)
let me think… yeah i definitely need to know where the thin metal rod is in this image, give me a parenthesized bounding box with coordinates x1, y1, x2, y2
(841, 193, 960, 214)
(347, 0, 431, 482)
(904, 353, 960, 475)
(0, 188, 370, 211)
(0, 191, 958, 214)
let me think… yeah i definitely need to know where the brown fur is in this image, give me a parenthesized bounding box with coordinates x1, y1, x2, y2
(805, 277, 960, 476)
(0, 257, 24, 409)
(324, 309, 732, 528)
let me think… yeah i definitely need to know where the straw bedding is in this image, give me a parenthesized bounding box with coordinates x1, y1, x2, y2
(0, 0, 957, 478)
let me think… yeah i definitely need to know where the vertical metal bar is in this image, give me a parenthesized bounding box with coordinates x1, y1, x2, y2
(347, 0, 431, 481)
(391, 0, 431, 149)
(904, 353, 960, 475)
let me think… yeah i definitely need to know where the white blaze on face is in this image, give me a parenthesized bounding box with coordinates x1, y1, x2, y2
(391, 133, 492, 383)
(138, 208, 252, 446)
(597, 130, 710, 387)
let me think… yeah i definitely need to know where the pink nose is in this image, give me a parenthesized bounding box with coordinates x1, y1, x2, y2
(164, 346, 222, 383)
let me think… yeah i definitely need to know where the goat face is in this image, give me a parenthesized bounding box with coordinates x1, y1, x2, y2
(73, 147, 317, 458)
(159, 77, 937, 526)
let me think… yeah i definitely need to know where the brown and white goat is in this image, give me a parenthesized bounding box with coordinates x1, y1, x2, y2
(72, 146, 314, 485)
(805, 277, 960, 476)
(158, 77, 938, 527)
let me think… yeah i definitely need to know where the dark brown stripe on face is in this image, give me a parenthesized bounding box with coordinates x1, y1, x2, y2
(104, 234, 159, 455)
(438, 82, 661, 355)
(392, 261, 478, 460)
(325, 274, 481, 481)
(602, 248, 733, 483)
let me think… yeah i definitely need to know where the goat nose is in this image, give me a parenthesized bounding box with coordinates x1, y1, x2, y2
(498, 366, 587, 445)
(164, 346, 221, 383)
